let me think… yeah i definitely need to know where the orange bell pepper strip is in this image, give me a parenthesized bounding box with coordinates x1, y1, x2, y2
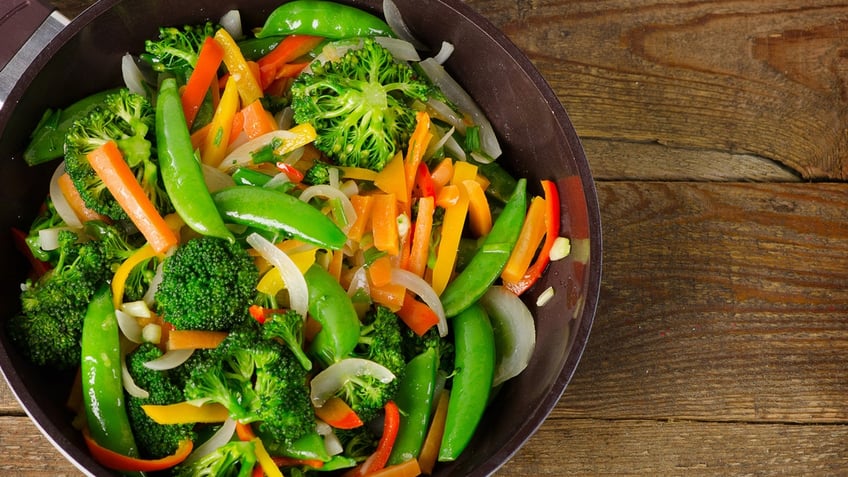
(368, 458, 422, 477)
(371, 193, 400, 256)
(167, 329, 229, 350)
(347, 194, 374, 242)
(503, 179, 561, 295)
(314, 396, 364, 429)
(368, 255, 394, 287)
(201, 75, 240, 166)
(240, 99, 279, 139)
(407, 195, 434, 278)
(181, 36, 224, 130)
(403, 112, 432, 205)
(214, 28, 263, 106)
(86, 141, 178, 254)
(397, 293, 440, 336)
(374, 152, 407, 202)
(501, 195, 547, 283)
(82, 426, 193, 472)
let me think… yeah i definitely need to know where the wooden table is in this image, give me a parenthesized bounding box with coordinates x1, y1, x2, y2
(3, 0, 847, 475)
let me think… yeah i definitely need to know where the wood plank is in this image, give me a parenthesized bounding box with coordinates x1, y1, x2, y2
(465, 0, 848, 180)
(0, 416, 82, 476)
(559, 181, 848, 422)
(502, 417, 848, 475)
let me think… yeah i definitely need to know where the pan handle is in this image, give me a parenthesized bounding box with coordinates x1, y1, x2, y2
(0, 0, 70, 108)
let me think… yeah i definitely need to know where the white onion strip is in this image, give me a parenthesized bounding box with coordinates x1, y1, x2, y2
(116, 309, 143, 343)
(432, 41, 455, 65)
(374, 36, 421, 62)
(299, 184, 358, 231)
(49, 162, 83, 228)
(184, 418, 237, 465)
(121, 354, 150, 399)
(310, 358, 395, 407)
(218, 129, 298, 172)
(219, 10, 243, 39)
(38, 227, 72, 252)
(418, 57, 502, 160)
(382, 0, 428, 50)
(121, 53, 146, 96)
(143, 348, 194, 370)
(479, 286, 536, 386)
(247, 233, 309, 318)
(390, 268, 447, 337)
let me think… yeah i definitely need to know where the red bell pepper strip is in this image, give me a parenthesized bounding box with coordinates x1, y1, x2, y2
(181, 36, 224, 130)
(276, 162, 305, 183)
(414, 161, 436, 199)
(82, 426, 193, 472)
(503, 179, 560, 295)
(344, 401, 401, 477)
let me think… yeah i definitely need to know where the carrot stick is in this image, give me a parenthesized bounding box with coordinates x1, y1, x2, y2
(347, 194, 374, 242)
(181, 36, 224, 130)
(368, 255, 394, 287)
(372, 193, 400, 256)
(57, 172, 109, 223)
(501, 195, 547, 283)
(167, 329, 229, 350)
(328, 248, 344, 282)
(397, 294, 439, 336)
(417, 390, 449, 475)
(240, 99, 278, 139)
(257, 34, 324, 88)
(368, 458, 422, 477)
(407, 196, 434, 278)
(190, 122, 211, 151)
(370, 282, 406, 311)
(86, 141, 178, 254)
(404, 112, 432, 205)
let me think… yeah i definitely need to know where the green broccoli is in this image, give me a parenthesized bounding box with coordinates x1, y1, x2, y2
(291, 38, 432, 171)
(302, 162, 333, 186)
(125, 343, 195, 459)
(23, 198, 66, 264)
(63, 88, 171, 220)
(7, 230, 107, 369)
(83, 220, 159, 302)
(141, 21, 217, 74)
(184, 326, 315, 448)
(155, 236, 259, 331)
(401, 325, 455, 376)
(262, 308, 313, 372)
(172, 439, 257, 477)
(336, 306, 405, 423)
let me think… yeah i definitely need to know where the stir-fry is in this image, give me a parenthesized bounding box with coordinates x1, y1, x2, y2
(10, 1, 570, 475)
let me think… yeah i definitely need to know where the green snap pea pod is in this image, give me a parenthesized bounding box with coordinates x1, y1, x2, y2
(24, 88, 120, 166)
(478, 161, 519, 205)
(440, 178, 527, 317)
(304, 263, 361, 366)
(237, 36, 285, 60)
(212, 185, 346, 250)
(388, 347, 438, 465)
(80, 286, 141, 465)
(438, 302, 495, 462)
(156, 77, 234, 242)
(255, 0, 394, 40)
(277, 428, 331, 462)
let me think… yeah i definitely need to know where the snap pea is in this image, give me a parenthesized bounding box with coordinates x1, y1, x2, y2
(388, 348, 438, 465)
(304, 263, 361, 366)
(440, 178, 527, 318)
(238, 36, 284, 61)
(255, 0, 394, 40)
(438, 302, 495, 462)
(277, 428, 330, 462)
(212, 185, 346, 250)
(80, 285, 141, 465)
(478, 160, 519, 205)
(156, 77, 234, 242)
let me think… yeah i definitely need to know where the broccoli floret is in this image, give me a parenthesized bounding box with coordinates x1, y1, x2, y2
(7, 230, 107, 369)
(84, 220, 159, 302)
(401, 325, 455, 376)
(184, 327, 315, 447)
(291, 38, 432, 171)
(23, 198, 66, 264)
(335, 306, 405, 423)
(302, 162, 333, 186)
(262, 308, 313, 372)
(141, 22, 217, 74)
(172, 439, 257, 477)
(156, 237, 259, 331)
(64, 88, 171, 220)
(125, 343, 195, 459)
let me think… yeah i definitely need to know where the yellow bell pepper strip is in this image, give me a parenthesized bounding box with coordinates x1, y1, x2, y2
(503, 179, 561, 295)
(338, 165, 380, 182)
(274, 122, 318, 155)
(431, 161, 477, 295)
(374, 152, 408, 201)
(462, 179, 492, 237)
(201, 76, 240, 167)
(501, 195, 547, 283)
(181, 36, 224, 130)
(256, 248, 317, 295)
(253, 437, 285, 477)
(82, 426, 193, 472)
(111, 242, 157, 309)
(142, 401, 231, 424)
(214, 28, 263, 106)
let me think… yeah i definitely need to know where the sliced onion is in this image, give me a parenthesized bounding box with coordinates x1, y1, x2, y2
(247, 233, 309, 318)
(550, 237, 571, 261)
(143, 348, 194, 371)
(299, 184, 357, 231)
(382, 0, 427, 50)
(142, 323, 162, 344)
(425, 98, 466, 134)
(276, 107, 294, 130)
(201, 163, 236, 192)
(426, 125, 455, 159)
(38, 227, 72, 251)
(49, 162, 82, 228)
(443, 133, 466, 162)
(310, 358, 395, 407)
(536, 286, 555, 307)
(316, 420, 344, 456)
(339, 179, 359, 198)
(389, 268, 447, 337)
(346, 266, 370, 297)
(479, 286, 536, 386)
(184, 418, 237, 465)
(419, 57, 502, 160)
(432, 41, 455, 65)
(218, 129, 298, 172)
(116, 309, 143, 343)
(219, 10, 243, 39)
(121, 300, 152, 319)
(374, 36, 420, 62)
(143, 260, 164, 308)
(121, 53, 147, 96)
(121, 354, 150, 399)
